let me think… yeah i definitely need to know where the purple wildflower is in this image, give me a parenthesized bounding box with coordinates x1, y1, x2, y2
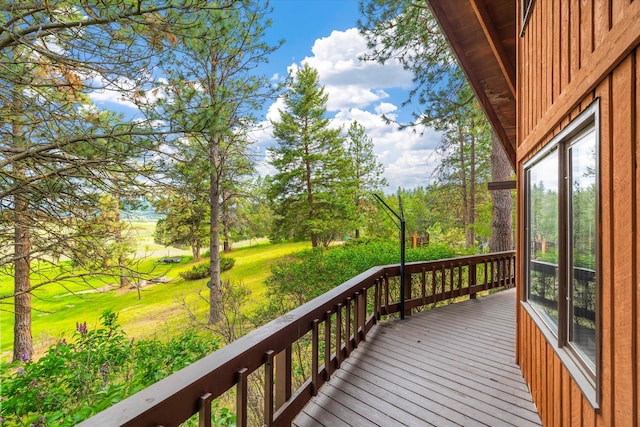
(19, 351, 31, 362)
(75, 321, 88, 335)
(16, 367, 25, 376)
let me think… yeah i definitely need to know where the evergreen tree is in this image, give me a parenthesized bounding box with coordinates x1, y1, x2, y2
(0, 1, 236, 361)
(346, 121, 387, 238)
(142, 1, 280, 323)
(268, 65, 355, 247)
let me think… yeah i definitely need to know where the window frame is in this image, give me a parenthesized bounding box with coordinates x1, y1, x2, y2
(522, 100, 600, 408)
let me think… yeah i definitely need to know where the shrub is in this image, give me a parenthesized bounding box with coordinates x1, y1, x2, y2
(264, 239, 457, 315)
(179, 258, 235, 281)
(220, 257, 235, 272)
(0, 311, 221, 426)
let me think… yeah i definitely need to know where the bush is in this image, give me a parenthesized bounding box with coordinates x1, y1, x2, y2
(179, 258, 235, 281)
(220, 257, 235, 272)
(264, 239, 457, 314)
(0, 311, 221, 426)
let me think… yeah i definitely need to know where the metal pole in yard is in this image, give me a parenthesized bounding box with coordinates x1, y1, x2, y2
(372, 193, 406, 320)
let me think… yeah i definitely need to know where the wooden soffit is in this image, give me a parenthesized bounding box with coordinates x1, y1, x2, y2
(426, 0, 517, 167)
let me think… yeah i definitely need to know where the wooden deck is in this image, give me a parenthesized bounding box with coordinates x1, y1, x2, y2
(293, 289, 542, 427)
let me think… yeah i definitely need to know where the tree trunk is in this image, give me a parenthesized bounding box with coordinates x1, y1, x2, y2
(467, 124, 476, 248)
(304, 148, 318, 248)
(192, 240, 201, 260)
(14, 191, 33, 362)
(208, 135, 222, 324)
(458, 126, 471, 247)
(489, 133, 514, 252)
(12, 101, 33, 362)
(222, 205, 232, 253)
(113, 196, 129, 288)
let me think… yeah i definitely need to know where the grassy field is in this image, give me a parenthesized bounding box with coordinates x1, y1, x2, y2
(0, 221, 310, 362)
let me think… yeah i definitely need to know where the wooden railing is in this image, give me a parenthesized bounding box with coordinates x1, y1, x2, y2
(79, 251, 515, 427)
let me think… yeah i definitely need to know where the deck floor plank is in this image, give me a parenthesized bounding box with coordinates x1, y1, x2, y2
(293, 289, 542, 427)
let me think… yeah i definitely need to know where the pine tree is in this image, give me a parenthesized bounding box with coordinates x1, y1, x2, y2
(346, 121, 387, 238)
(269, 65, 355, 247)
(143, 1, 279, 323)
(0, 1, 236, 360)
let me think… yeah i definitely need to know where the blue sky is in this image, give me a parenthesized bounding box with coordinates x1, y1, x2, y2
(254, 0, 443, 190)
(91, 1, 443, 190)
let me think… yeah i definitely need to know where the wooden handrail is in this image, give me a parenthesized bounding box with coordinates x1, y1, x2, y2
(79, 251, 515, 427)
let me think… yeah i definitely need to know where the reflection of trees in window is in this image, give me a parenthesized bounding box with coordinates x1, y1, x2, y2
(568, 130, 597, 368)
(531, 182, 559, 260)
(527, 150, 559, 328)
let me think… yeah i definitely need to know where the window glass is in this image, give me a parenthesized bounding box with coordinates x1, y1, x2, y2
(568, 129, 597, 369)
(527, 149, 559, 330)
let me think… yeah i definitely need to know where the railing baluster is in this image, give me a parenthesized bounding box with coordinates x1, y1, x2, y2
(236, 368, 248, 427)
(384, 273, 390, 313)
(198, 392, 213, 427)
(493, 259, 497, 287)
(484, 260, 489, 290)
(360, 288, 367, 341)
(264, 350, 275, 426)
(336, 302, 343, 368)
(431, 269, 436, 307)
(312, 319, 320, 396)
(421, 268, 426, 305)
(470, 262, 477, 300)
(324, 310, 332, 380)
(354, 291, 360, 347)
(449, 264, 454, 299)
(374, 278, 380, 322)
(275, 346, 292, 409)
(345, 297, 352, 356)
(442, 266, 447, 299)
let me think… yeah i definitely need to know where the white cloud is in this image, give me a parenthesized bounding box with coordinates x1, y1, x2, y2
(331, 108, 441, 189)
(258, 27, 441, 190)
(300, 28, 413, 112)
(375, 102, 397, 115)
(385, 149, 441, 190)
(266, 96, 286, 123)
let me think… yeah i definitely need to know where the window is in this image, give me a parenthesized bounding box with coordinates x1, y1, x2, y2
(524, 101, 599, 403)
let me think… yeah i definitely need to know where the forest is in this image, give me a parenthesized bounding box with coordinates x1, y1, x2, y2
(0, 1, 514, 425)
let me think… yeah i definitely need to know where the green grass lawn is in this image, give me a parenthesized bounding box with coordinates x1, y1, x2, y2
(0, 221, 309, 362)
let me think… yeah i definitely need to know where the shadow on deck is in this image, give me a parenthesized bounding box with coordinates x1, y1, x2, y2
(294, 289, 541, 427)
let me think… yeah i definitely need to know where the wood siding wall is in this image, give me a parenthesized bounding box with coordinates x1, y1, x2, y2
(516, 1, 640, 426)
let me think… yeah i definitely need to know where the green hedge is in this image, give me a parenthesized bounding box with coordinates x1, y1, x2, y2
(179, 258, 235, 281)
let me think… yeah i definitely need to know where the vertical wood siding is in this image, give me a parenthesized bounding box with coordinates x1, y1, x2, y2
(517, 1, 639, 425)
